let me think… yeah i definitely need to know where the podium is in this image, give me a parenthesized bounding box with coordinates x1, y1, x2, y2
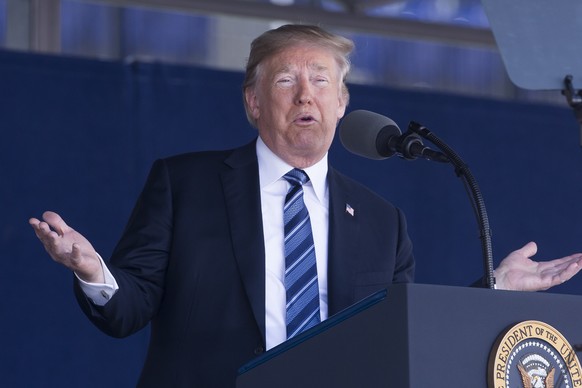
(236, 283, 582, 387)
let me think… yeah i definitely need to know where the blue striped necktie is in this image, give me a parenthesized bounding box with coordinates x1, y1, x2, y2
(283, 168, 321, 339)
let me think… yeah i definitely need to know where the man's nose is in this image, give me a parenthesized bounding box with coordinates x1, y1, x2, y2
(295, 78, 313, 105)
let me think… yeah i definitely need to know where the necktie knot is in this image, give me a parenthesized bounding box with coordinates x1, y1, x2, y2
(283, 168, 310, 187)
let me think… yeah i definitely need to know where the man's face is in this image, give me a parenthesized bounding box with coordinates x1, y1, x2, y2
(245, 44, 347, 168)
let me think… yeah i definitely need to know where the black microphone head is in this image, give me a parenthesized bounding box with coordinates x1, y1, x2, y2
(339, 110, 401, 160)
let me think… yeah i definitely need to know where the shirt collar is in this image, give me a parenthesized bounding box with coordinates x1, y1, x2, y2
(256, 136, 328, 204)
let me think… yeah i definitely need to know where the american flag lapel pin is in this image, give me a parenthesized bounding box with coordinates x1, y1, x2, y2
(345, 203, 355, 217)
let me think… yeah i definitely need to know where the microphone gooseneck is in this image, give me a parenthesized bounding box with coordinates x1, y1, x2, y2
(339, 110, 495, 290)
(408, 121, 495, 289)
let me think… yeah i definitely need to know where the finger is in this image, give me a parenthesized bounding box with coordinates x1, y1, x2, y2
(37, 220, 53, 234)
(560, 259, 582, 280)
(35, 222, 61, 244)
(42, 211, 69, 236)
(29, 217, 46, 236)
(540, 260, 581, 288)
(537, 254, 582, 271)
(30, 216, 56, 237)
(31, 220, 71, 260)
(559, 255, 582, 269)
(30, 222, 56, 246)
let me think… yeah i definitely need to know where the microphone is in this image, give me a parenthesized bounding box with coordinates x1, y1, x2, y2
(339, 110, 449, 163)
(340, 110, 495, 288)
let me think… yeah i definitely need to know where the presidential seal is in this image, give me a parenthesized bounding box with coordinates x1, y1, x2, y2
(488, 320, 582, 388)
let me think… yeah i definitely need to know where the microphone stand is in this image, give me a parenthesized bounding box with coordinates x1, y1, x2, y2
(405, 122, 496, 289)
(562, 75, 582, 147)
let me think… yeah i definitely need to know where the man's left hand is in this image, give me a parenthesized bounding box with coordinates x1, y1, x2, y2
(495, 241, 582, 291)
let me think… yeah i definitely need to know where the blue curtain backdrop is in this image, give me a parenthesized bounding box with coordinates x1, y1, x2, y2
(1, 49, 581, 387)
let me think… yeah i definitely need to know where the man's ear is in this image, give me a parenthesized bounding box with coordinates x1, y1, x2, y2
(337, 91, 347, 120)
(245, 88, 260, 120)
(337, 83, 350, 120)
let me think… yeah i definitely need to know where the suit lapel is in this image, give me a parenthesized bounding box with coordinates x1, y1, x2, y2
(220, 147, 364, 336)
(221, 140, 267, 341)
(327, 168, 362, 315)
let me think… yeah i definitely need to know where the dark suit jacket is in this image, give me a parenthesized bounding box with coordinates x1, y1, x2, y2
(74, 139, 415, 387)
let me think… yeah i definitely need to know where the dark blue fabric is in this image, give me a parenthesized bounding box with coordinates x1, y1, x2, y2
(1, 49, 581, 387)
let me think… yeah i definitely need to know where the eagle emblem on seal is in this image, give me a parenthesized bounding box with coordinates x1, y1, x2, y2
(517, 354, 555, 388)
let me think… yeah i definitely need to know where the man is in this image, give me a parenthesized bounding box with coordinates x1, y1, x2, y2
(29, 24, 582, 387)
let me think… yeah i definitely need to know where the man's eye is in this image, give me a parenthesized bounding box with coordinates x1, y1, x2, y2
(277, 78, 291, 84)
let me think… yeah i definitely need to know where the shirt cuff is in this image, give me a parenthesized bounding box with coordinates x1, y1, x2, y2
(75, 253, 119, 306)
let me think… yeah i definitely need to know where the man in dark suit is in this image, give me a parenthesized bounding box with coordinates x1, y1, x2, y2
(29, 24, 582, 387)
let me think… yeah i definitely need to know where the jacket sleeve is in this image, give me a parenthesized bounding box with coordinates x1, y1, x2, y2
(74, 159, 173, 338)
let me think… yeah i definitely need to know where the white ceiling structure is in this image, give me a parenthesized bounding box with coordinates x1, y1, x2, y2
(5, 0, 496, 53)
(4, 0, 565, 104)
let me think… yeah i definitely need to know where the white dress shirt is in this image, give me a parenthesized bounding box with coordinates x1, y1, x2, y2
(78, 137, 330, 351)
(256, 137, 329, 350)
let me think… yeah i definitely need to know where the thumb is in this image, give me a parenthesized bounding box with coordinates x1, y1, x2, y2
(70, 243, 83, 265)
(70, 243, 98, 268)
(71, 243, 103, 283)
(516, 241, 538, 259)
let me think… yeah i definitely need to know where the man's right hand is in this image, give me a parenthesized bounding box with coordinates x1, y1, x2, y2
(29, 211, 104, 283)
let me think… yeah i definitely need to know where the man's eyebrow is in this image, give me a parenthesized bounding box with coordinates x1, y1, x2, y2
(310, 63, 329, 72)
(275, 63, 330, 72)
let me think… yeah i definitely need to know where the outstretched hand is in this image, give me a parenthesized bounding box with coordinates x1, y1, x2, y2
(29, 211, 104, 283)
(495, 242, 582, 291)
